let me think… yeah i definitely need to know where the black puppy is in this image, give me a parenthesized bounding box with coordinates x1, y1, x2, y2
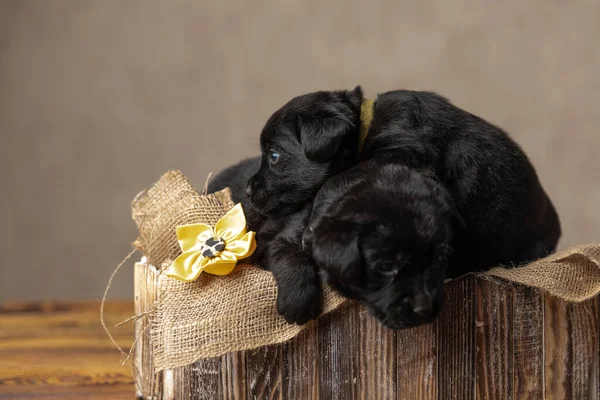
(247, 87, 561, 328)
(302, 162, 456, 329)
(208, 157, 321, 324)
(242, 89, 370, 323)
(208, 157, 261, 209)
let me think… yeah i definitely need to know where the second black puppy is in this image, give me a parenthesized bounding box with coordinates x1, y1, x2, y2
(302, 161, 456, 329)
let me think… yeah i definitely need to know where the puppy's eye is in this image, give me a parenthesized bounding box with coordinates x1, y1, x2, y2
(378, 261, 398, 276)
(433, 245, 451, 269)
(268, 150, 280, 164)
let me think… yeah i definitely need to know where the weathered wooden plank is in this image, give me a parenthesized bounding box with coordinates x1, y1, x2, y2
(358, 308, 397, 399)
(134, 262, 161, 399)
(475, 277, 514, 400)
(246, 345, 282, 399)
(281, 322, 319, 399)
(170, 366, 190, 400)
(318, 301, 360, 399)
(131, 262, 600, 400)
(590, 296, 600, 400)
(134, 262, 226, 400)
(167, 356, 237, 400)
(437, 274, 477, 399)
(544, 295, 572, 399)
(512, 286, 544, 399)
(397, 319, 437, 399)
(568, 297, 599, 399)
(176, 358, 222, 400)
(221, 352, 246, 400)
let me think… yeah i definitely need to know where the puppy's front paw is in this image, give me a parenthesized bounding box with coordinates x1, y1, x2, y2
(276, 280, 322, 325)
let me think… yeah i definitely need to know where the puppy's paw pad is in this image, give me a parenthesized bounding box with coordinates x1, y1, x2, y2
(276, 283, 322, 325)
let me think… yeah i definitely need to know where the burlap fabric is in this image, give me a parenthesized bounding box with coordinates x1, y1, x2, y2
(132, 170, 600, 372)
(132, 170, 345, 372)
(487, 244, 600, 301)
(131, 170, 232, 267)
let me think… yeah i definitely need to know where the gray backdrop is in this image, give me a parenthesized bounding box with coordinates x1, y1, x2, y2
(1, 0, 598, 301)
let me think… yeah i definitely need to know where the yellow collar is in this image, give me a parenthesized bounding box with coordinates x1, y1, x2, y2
(358, 98, 374, 154)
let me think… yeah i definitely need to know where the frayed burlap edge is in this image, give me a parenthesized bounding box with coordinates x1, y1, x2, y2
(486, 243, 600, 302)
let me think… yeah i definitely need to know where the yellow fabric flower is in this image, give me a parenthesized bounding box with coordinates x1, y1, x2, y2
(165, 204, 256, 281)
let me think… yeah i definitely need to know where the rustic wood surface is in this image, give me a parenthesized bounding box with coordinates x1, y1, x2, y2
(2, 275, 598, 400)
(0, 301, 135, 400)
(437, 275, 477, 399)
(512, 286, 545, 399)
(134, 262, 162, 399)
(135, 268, 600, 400)
(397, 315, 437, 399)
(475, 278, 514, 399)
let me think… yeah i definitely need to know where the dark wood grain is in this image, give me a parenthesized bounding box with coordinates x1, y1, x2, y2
(282, 322, 319, 399)
(544, 295, 572, 399)
(358, 307, 397, 400)
(568, 297, 599, 399)
(475, 277, 514, 400)
(318, 301, 360, 399)
(596, 296, 600, 400)
(6, 288, 599, 399)
(437, 275, 477, 399)
(512, 286, 544, 399)
(0, 301, 134, 400)
(221, 352, 247, 400)
(397, 319, 437, 399)
(171, 357, 223, 400)
(246, 344, 282, 399)
(130, 263, 600, 400)
(590, 296, 600, 400)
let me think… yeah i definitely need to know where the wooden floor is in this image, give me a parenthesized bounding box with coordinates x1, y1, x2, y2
(0, 302, 134, 400)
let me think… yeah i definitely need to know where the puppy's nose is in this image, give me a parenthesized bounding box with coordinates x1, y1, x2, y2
(412, 293, 434, 318)
(402, 294, 434, 318)
(413, 304, 433, 318)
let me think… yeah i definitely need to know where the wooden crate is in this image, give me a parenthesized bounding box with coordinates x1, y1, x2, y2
(134, 263, 599, 399)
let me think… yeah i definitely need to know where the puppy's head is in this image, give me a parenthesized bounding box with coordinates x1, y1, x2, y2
(304, 165, 459, 329)
(246, 87, 363, 215)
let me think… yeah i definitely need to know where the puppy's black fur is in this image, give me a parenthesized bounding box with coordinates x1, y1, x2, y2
(208, 157, 321, 324)
(247, 87, 561, 328)
(240, 89, 369, 323)
(246, 89, 362, 214)
(208, 157, 261, 209)
(302, 162, 456, 329)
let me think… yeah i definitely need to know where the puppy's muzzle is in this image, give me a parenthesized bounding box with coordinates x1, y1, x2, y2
(401, 292, 435, 318)
(402, 293, 433, 318)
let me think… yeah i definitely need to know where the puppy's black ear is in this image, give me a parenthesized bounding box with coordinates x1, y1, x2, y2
(336, 231, 363, 280)
(299, 117, 353, 162)
(299, 87, 364, 162)
(313, 224, 363, 280)
(350, 85, 364, 99)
